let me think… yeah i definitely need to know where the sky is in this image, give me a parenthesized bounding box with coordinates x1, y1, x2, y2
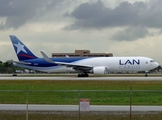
(1, 0, 162, 65)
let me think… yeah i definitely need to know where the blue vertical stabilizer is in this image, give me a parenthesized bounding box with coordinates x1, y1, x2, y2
(9, 35, 38, 61)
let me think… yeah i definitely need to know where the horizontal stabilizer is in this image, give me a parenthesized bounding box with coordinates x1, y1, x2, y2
(7, 60, 31, 65)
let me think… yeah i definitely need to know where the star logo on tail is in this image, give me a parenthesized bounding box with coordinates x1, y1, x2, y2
(14, 42, 27, 54)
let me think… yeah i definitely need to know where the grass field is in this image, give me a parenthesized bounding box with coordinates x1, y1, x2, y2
(1, 79, 162, 105)
(1, 75, 162, 120)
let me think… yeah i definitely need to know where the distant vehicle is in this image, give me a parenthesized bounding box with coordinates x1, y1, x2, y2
(8, 35, 159, 77)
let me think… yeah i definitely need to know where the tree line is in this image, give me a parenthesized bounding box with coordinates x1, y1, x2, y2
(0, 61, 22, 73)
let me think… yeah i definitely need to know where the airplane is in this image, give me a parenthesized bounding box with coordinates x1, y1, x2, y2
(8, 35, 159, 77)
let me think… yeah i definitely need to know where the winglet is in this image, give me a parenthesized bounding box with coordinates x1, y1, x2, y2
(40, 51, 55, 64)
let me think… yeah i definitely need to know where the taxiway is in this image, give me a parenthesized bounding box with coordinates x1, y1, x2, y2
(0, 104, 162, 111)
(0, 76, 162, 81)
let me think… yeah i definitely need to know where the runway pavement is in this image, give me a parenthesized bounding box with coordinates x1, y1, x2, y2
(0, 104, 162, 111)
(0, 76, 162, 81)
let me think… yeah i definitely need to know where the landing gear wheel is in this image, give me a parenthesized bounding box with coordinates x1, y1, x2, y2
(145, 73, 148, 77)
(85, 73, 89, 77)
(78, 74, 82, 77)
(77, 73, 89, 77)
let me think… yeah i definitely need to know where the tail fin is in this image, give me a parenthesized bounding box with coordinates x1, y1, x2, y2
(9, 35, 38, 61)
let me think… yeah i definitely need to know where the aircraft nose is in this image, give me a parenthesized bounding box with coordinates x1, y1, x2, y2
(155, 62, 159, 68)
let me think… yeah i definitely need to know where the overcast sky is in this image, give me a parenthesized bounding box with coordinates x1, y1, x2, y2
(1, 0, 162, 65)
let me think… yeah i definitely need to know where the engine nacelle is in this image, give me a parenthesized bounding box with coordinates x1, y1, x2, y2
(92, 66, 108, 74)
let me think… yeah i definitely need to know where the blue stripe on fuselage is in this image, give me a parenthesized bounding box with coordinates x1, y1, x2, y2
(22, 57, 90, 67)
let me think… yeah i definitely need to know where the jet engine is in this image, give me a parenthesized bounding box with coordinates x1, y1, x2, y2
(92, 66, 109, 74)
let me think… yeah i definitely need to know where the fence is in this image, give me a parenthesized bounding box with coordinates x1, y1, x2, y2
(0, 87, 162, 120)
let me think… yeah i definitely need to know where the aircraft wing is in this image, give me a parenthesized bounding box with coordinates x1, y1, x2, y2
(40, 51, 93, 71)
(7, 60, 31, 65)
(55, 61, 93, 71)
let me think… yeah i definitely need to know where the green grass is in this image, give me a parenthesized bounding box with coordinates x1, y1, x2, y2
(1, 79, 162, 120)
(1, 80, 162, 105)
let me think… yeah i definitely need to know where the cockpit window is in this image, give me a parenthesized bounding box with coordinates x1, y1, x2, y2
(150, 60, 155, 62)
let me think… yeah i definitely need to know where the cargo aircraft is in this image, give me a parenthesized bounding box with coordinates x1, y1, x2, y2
(8, 35, 159, 77)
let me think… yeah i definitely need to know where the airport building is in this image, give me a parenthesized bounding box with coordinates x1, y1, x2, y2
(52, 50, 113, 57)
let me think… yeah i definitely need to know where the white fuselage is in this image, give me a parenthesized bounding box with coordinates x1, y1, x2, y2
(14, 56, 159, 73)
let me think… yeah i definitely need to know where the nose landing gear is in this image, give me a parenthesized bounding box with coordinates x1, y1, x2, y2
(145, 71, 148, 77)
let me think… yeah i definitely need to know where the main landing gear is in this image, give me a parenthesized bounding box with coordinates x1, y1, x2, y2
(145, 72, 148, 77)
(78, 73, 89, 77)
